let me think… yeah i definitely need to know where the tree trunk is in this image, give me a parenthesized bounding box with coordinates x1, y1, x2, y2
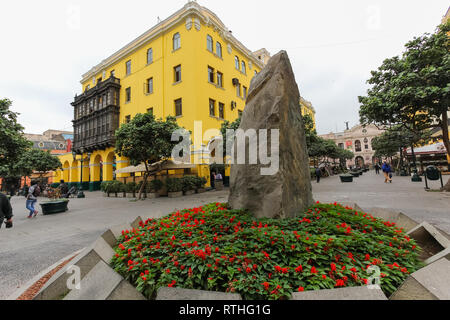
(138, 162, 150, 200)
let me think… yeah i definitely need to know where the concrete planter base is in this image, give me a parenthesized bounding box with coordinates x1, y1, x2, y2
(126, 193, 135, 198)
(146, 192, 159, 199)
(196, 188, 206, 194)
(184, 190, 195, 196)
(168, 191, 183, 198)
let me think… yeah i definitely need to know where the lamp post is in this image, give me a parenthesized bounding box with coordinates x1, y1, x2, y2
(72, 148, 92, 198)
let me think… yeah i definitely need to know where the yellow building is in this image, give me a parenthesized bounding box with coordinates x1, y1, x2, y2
(300, 97, 316, 129)
(55, 1, 269, 190)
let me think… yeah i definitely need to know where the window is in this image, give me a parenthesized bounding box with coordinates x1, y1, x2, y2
(147, 48, 153, 64)
(86, 84, 90, 90)
(110, 70, 115, 77)
(338, 143, 344, 149)
(209, 99, 216, 116)
(126, 60, 131, 75)
(147, 108, 153, 115)
(254, 70, 258, 76)
(241, 61, 246, 74)
(236, 83, 241, 97)
(216, 42, 222, 58)
(146, 77, 153, 94)
(208, 66, 215, 83)
(243, 86, 247, 99)
(174, 65, 181, 83)
(173, 33, 181, 50)
(219, 102, 224, 119)
(125, 115, 131, 123)
(355, 140, 362, 152)
(125, 87, 131, 102)
(175, 98, 182, 116)
(238, 110, 243, 118)
(217, 72, 223, 88)
(235, 56, 239, 70)
(207, 35, 213, 52)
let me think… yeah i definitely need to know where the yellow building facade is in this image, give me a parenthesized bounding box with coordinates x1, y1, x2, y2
(55, 2, 268, 190)
(300, 97, 316, 129)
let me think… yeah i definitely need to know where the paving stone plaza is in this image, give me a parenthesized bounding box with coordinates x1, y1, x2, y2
(1, 171, 449, 299)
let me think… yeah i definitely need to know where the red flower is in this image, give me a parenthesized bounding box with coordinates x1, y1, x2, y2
(275, 266, 282, 272)
(281, 268, 288, 274)
(262, 282, 270, 290)
(246, 267, 252, 273)
(322, 274, 327, 279)
(298, 286, 304, 292)
(295, 265, 303, 273)
(311, 266, 317, 274)
(331, 263, 336, 272)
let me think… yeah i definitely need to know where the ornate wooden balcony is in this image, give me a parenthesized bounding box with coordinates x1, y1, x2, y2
(71, 76, 121, 153)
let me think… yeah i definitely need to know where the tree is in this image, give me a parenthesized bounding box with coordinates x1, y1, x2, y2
(19, 149, 62, 183)
(115, 113, 183, 199)
(0, 98, 31, 170)
(359, 21, 450, 170)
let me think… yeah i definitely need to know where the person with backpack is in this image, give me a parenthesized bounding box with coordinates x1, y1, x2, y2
(26, 181, 40, 218)
(381, 161, 392, 183)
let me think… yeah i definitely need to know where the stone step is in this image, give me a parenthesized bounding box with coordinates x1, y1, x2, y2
(364, 207, 419, 232)
(390, 258, 450, 300)
(407, 222, 450, 263)
(64, 260, 146, 300)
(291, 286, 387, 300)
(34, 235, 116, 300)
(156, 287, 242, 300)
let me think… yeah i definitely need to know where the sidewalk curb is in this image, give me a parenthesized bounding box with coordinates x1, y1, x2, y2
(6, 248, 84, 300)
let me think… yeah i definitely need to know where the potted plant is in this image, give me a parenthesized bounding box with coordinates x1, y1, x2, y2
(166, 178, 183, 198)
(339, 174, 354, 183)
(125, 182, 137, 198)
(194, 176, 207, 193)
(181, 176, 196, 196)
(146, 179, 163, 199)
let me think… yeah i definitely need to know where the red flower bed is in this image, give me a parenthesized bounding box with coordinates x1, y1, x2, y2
(110, 202, 422, 300)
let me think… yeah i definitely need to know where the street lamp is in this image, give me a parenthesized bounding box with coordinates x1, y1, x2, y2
(72, 148, 91, 198)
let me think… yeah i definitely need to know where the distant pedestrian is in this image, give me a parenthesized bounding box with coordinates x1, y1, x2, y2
(59, 180, 68, 197)
(375, 163, 380, 175)
(26, 181, 40, 218)
(0, 192, 13, 229)
(315, 167, 321, 183)
(211, 172, 216, 189)
(382, 162, 392, 183)
(215, 172, 223, 181)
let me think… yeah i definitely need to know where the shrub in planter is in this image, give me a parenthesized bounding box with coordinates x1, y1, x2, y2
(125, 182, 137, 198)
(339, 174, 354, 183)
(181, 176, 197, 195)
(111, 202, 423, 300)
(194, 176, 207, 193)
(108, 181, 124, 197)
(166, 178, 183, 198)
(146, 179, 163, 199)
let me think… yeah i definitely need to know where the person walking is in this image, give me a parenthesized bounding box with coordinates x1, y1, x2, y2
(382, 162, 392, 183)
(0, 192, 13, 229)
(26, 181, 40, 218)
(315, 167, 321, 183)
(375, 163, 380, 175)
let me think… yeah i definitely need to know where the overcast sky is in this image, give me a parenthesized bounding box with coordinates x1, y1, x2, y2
(1, 0, 448, 135)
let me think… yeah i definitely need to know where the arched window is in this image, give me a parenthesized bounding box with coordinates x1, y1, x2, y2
(235, 56, 239, 70)
(216, 42, 222, 58)
(207, 35, 213, 52)
(173, 33, 181, 50)
(355, 140, 362, 152)
(241, 61, 246, 74)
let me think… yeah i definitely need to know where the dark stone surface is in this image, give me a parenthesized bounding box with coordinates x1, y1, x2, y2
(228, 51, 313, 219)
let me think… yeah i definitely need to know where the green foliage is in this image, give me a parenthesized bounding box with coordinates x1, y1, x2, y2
(146, 179, 163, 193)
(125, 182, 137, 193)
(106, 180, 124, 194)
(194, 176, 207, 189)
(359, 21, 450, 157)
(0, 98, 33, 178)
(181, 175, 197, 192)
(165, 178, 183, 193)
(111, 202, 423, 300)
(220, 117, 241, 158)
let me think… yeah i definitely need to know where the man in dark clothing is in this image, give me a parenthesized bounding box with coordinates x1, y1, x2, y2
(375, 164, 380, 174)
(0, 193, 13, 229)
(315, 167, 321, 183)
(59, 180, 69, 197)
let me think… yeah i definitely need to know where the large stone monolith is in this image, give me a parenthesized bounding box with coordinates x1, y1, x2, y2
(228, 51, 313, 218)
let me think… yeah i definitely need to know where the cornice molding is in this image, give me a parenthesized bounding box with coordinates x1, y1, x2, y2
(81, 2, 264, 83)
